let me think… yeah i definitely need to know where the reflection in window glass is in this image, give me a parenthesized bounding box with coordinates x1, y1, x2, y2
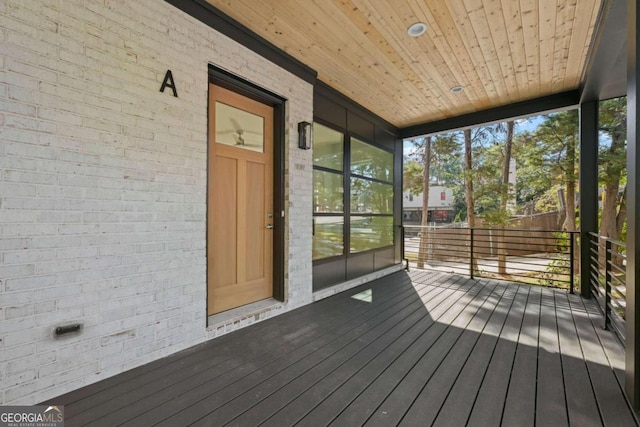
(351, 138, 393, 182)
(351, 178, 393, 214)
(215, 102, 264, 152)
(313, 123, 344, 171)
(312, 123, 345, 261)
(350, 216, 394, 253)
(313, 127, 397, 260)
(313, 170, 344, 213)
(313, 217, 344, 260)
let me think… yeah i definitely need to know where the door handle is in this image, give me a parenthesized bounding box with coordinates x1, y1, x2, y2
(266, 224, 274, 230)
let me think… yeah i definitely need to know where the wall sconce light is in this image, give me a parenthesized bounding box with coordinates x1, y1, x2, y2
(298, 121, 312, 150)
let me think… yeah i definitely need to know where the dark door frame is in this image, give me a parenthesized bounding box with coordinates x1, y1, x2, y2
(207, 64, 287, 321)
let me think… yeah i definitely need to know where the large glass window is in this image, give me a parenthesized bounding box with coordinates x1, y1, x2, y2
(350, 178, 393, 214)
(349, 137, 394, 253)
(350, 216, 394, 253)
(313, 217, 344, 259)
(313, 125, 344, 170)
(312, 127, 395, 260)
(314, 170, 343, 213)
(313, 123, 344, 260)
(351, 138, 393, 181)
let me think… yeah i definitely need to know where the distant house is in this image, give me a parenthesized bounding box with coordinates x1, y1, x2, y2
(403, 186, 456, 224)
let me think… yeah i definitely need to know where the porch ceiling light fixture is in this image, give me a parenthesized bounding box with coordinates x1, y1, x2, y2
(407, 22, 427, 37)
(298, 121, 312, 150)
(450, 85, 464, 94)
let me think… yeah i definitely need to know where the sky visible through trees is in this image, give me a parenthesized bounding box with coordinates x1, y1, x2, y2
(403, 97, 627, 241)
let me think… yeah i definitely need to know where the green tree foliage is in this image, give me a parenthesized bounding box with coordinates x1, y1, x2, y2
(403, 134, 460, 266)
(430, 133, 464, 183)
(402, 108, 620, 237)
(472, 142, 504, 217)
(512, 129, 553, 207)
(513, 110, 579, 230)
(404, 125, 512, 225)
(598, 97, 627, 240)
(403, 159, 424, 196)
(403, 133, 462, 193)
(462, 124, 513, 224)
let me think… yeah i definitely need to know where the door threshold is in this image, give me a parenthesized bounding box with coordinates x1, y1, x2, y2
(207, 298, 282, 331)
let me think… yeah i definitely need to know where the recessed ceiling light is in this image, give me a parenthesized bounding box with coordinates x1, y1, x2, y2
(450, 86, 464, 94)
(407, 22, 427, 37)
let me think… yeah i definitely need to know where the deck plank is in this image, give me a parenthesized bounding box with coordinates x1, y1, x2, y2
(114, 273, 444, 427)
(430, 284, 520, 426)
(289, 275, 479, 426)
(41, 270, 638, 427)
(156, 275, 464, 426)
(361, 280, 500, 427)
(399, 281, 511, 426)
(555, 291, 603, 427)
(258, 276, 478, 426)
(583, 296, 626, 387)
(536, 287, 569, 426)
(224, 277, 469, 426)
(501, 285, 542, 426)
(326, 276, 490, 427)
(569, 294, 637, 427)
(466, 285, 531, 426)
(253, 275, 471, 426)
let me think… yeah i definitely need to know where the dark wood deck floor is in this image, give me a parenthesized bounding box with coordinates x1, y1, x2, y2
(45, 271, 638, 426)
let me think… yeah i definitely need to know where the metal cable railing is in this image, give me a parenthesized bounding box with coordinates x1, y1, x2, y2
(588, 232, 626, 344)
(403, 225, 578, 293)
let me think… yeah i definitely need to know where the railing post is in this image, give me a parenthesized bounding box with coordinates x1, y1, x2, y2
(605, 239, 612, 330)
(570, 232, 575, 294)
(470, 228, 474, 280)
(400, 225, 404, 261)
(401, 226, 410, 271)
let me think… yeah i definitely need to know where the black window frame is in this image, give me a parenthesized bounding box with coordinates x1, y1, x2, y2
(312, 121, 396, 265)
(347, 133, 395, 255)
(312, 119, 347, 263)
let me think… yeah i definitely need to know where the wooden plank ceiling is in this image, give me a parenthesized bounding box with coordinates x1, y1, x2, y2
(206, 0, 603, 128)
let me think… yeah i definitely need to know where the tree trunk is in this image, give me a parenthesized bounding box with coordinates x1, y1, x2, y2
(498, 121, 514, 275)
(464, 129, 475, 227)
(564, 180, 576, 232)
(563, 132, 577, 232)
(601, 181, 620, 238)
(417, 137, 431, 269)
(463, 129, 478, 274)
(609, 185, 628, 268)
(616, 185, 627, 238)
(600, 131, 626, 240)
(500, 121, 514, 212)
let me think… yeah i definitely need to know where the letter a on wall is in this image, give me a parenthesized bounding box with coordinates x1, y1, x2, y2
(160, 70, 178, 97)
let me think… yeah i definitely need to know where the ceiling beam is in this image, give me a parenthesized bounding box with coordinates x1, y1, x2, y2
(399, 90, 581, 139)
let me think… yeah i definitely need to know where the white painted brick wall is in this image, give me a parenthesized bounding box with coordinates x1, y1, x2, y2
(0, 0, 313, 404)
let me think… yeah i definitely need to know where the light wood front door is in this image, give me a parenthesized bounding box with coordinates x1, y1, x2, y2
(208, 84, 274, 315)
